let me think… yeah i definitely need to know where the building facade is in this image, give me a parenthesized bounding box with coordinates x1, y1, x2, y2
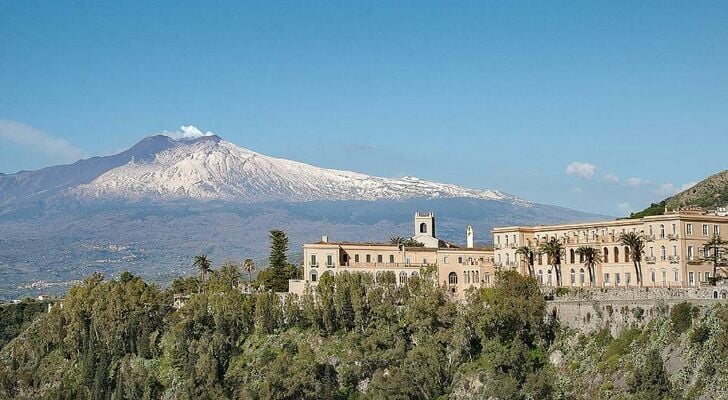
(289, 212, 496, 300)
(492, 210, 728, 288)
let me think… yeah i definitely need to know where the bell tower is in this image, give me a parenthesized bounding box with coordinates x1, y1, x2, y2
(414, 211, 435, 237)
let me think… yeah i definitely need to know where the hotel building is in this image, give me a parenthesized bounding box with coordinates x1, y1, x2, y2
(493, 209, 728, 288)
(288, 212, 496, 300)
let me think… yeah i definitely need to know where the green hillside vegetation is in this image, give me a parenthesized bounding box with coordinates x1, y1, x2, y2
(2, 266, 727, 399)
(0, 299, 49, 348)
(631, 170, 728, 218)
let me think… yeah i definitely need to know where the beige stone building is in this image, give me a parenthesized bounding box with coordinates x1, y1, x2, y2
(493, 209, 728, 288)
(288, 212, 496, 299)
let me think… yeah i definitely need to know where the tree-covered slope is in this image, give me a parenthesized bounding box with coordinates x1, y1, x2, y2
(2, 268, 726, 399)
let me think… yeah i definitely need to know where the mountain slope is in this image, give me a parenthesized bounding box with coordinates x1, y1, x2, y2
(74, 135, 515, 203)
(0, 135, 177, 207)
(631, 170, 728, 218)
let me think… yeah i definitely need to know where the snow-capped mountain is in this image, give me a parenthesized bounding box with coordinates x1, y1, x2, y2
(75, 135, 522, 204)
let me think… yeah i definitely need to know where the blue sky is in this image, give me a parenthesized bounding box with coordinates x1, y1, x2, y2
(1, 1, 727, 216)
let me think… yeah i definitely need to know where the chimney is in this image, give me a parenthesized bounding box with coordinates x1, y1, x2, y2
(321, 235, 329, 243)
(466, 226, 474, 248)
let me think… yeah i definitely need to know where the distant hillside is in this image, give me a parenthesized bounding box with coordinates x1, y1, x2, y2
(631, 170, 728, 218)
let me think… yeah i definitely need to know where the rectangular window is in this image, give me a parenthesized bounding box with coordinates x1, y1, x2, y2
(672, 224, 676, 235)
(405, 257, 411, 265)
(689, 272, 695, 286)
(377, 254, 383, 263)
(649, 247, 654, 257)
(354, 254, 359, 263)
(366, 254, 371, 263)
(616, 273, 621, 285)
(674, 270, 679, 282)
(672, 245, 677, 256)
(604, 273, 610, 284)
(686, 224, 693, 235)
(715, 225, 720, 235)
(703, 224, 709, 236)
(389, 254, 395, 263)
(443, 256, 449, 264)
(310, 254, 317, 266)
(496, 235, 500, 244)
(458, 256, 464, 264)
(688, 246, 694, 261)
(326, 254, 333, 267)
(625, 272, 631, 284)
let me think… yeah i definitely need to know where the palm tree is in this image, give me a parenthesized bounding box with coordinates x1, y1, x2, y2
(390, 236, 405, 246)
(620, 232, 644, 286)
(575, 246, 601, 286)
(193, 254, 212, 292)
(243, 258, 256, 285)
(703, 234, 728, 280)
(515, 245, 536, 277)
(540, 237, 565, 286)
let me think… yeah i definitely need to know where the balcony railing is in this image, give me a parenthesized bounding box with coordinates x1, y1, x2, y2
(310, 262, 319, 268)
(668, 256, 680, 264)
(668, 234, 679, 240)
(645, 256, 656, 264)
(645, 235, 656, 242)
(339, 262, 433, 269)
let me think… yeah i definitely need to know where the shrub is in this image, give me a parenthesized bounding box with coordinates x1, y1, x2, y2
(690, 325, 710, 345)
(670, 302, 697, 334)
(632, 306, 645, 321)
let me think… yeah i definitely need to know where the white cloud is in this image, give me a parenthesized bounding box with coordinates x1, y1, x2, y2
(626, 177, 643, 187)
(656, 183, 678, 195)
(161, 125, 215, 140)
(656, 181, 699, 195)
(603, 173, 619, 183)
(569, 187, 583, 193)
(617, 202, 633, 214)
(680, 181, 698, 192)
(0, 119, 88, 162)
(565, 161, 596, 179)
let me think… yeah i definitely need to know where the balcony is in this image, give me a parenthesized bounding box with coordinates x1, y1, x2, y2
(310, 262, 319, 268)
(645, 256, 656, 264)
(494, 244, 503, 250)
(668, 256, 680, 264)
(687, 259, 704, 265)
(645, 235, 656, 242)
(325, 263, 335, 268)
(668, 234, 679, 241)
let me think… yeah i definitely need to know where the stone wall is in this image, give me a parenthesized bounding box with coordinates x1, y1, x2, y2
(548, 285, 728, 335)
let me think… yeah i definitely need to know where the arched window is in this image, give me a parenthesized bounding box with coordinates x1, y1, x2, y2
(538, 270, 543, 284)
(464, 271, 470, 284)
(661, 269, 667, 283)
(411, 271, 419, 278)
(570, 268, 575, 284)
(570, 249, 575, 264)
(505, 253, 510, 265)
(650, 269, 656, 282)
(311, 270, 318, 282)
(419, 223, 427, 233)
(474, 271, 479, 283)
(624, 247, 630, 262)
(660, 246, 666, 261)
(448, 272, 458, 285)
(603, 247, 609, 263)
(538, 254, 544, 265)
(714, 291, 719, 299)
(375, 271, 383, 282)
(547, 270, 553, 286)
(659, 224, 665, 239)
(399, 271, 408, 285)
(613, 247, 619, 263)
(579, 268, 585, 284)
